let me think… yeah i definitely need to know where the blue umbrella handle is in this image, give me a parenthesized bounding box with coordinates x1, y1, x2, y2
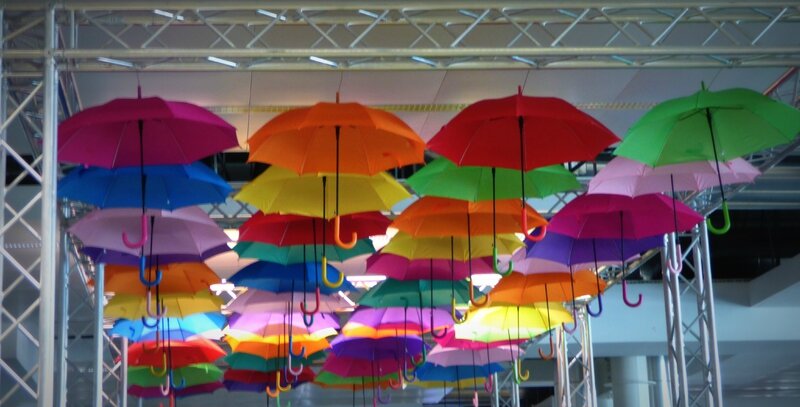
(169, 370, 186, 390)
(586, 294, 603, 317)
(621, 280, 643, 308)
(138, 258, 162, 287)
(141, 316, 159, 328)
(301, 312, 315, 327)
(492, 246, 513, 276)
(122, 213, 148, 248)
(376, 386, 391, 404)
(706, 201, 731, 235)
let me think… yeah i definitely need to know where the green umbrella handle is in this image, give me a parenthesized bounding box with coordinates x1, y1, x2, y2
(492, 247, 513, 276)
(410, 346, 427, 368)
(706, 201, 731, 235)
(451, 298, 469, 324)
(321, 256, 345, 288)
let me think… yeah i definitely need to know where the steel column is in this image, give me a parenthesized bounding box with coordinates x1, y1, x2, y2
(554, 307, 598, 407)
(93, 263, 105, 407)
(121, 337, 128, 407)
(662, 233, 690, 406)
(55, 206, 71, 407)
(0, 7, 6, 396)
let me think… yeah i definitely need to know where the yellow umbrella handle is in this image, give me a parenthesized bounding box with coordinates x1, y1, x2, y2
(149, 351, 168, 377)
(469, 281, 489, 308)
(451, 298, 468, 324)
(276, 371, 292, 392)
(514, 359, 530, 382)
(321, 256, 345, 288)
(333, 216, 358, 249)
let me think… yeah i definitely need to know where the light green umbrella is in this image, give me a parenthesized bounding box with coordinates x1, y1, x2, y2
(233, 240, 374, 264)
(128, 363, 222, 388)
(614, 85, 800, 234)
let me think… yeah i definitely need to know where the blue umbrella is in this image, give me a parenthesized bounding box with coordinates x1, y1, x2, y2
(58, 162, 231, 209)
(415, 363, 504, 382)
(110, 313, 226, 342)
(229, 261, 355, 294)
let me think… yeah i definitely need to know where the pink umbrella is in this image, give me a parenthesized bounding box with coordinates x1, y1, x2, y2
(365, 253, 496, 280)
(226, 289, 350, 314)
(345, 306, 453, 333)
(428, 344, 518, 366)
(227, 312, 340, 334)
(433, 329, 525, 350)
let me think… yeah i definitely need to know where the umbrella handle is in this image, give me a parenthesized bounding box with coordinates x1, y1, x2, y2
(334, 216, 358, 249)
(492, 247, 513, 276)
(122, 213, 149, 249)
(521, 209, 547, 242)
(150, 351, 168, 377)
(139, 259, 163, 287)
(160, 372, 171, 396)
(451, 298, 469, 324)
(484, 374, 494, 393)
(473, 391, 480, 407)
(402, 358, 417, 383)
(145, 291, 167, 319)
(288, 336, 306, 359)
(169, 369, 186, 390)
(321, 256, 345, 289)
(469, 281, 489, 308)
(302, 312, 315, 327)
(513, 359, 530, 383)
(562, 308, 578, 334)
(388, 374, 402, 390)
(667, 243, 683, 274)
(276, 371, 292, 392)
(706, 201, 731, 235)
(140, 316, 159, 329)
(300, 287, 320, 315)
(287, 358, 304, 377)
(537, 335, 555, 360)
(430, 326, 448, 339)
(376, 386, 391, 404)
(266, 385, 281, 398)
(410, 346, 427, 368)
(621, 280, 643, 308)
(586, 294, 603, 317)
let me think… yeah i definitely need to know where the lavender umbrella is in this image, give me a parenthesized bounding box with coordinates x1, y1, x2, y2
(227, 312, 340, 334)
(365, 253, 496, 280)
(81, 245, 230, 266)
(226, 290, 349, 314)
(345, 307, 453, 333)
(321, 354, 403, 378)
(428, 344, 518, 366)
(519, 232, 662, 271)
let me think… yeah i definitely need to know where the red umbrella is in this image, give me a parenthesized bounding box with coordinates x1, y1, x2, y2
(428, 87, 618, 240)
(239, 212, 390, 246)
(223, 368, 315, 385)
(128, 338, 226, 369)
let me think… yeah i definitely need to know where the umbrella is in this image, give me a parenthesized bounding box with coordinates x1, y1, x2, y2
(320, 354, 402, 378)
(226, 289, 349, 314)
(414, 363, 503, 382)
(314, 371, 396, 389)
(344, 307, 452, 335)
(128, 363, 222, 388)
(246, 94, 425, 249)
(80, 245, 230, 266)
(110, 313, 226, 342)
(224, 352, 326, 373)
(101, 262, 220, 295)
(614, 86, 800, 234)
(226, 338, 330, 359)
(428, 88, 618, 241)
(517, 232, 662, 271)
(225, 326, 338, 342)
(433, 329, 526, 350)
(427, 345, 518, 366)
(228, 261, 355, 294)
(454, 303, 572, 342)
(58, 163, 231, 210)
(223, 368, 315, 386)
(331, 335, 425, 360)
(233, 240, 374, 264)
(128, 338, 226, 368)
(227, 312, 339, 334)
(365, 253, 496, 280)
(357, 279, 477, 309)
(104, 291, 222, 320)
(239, 212, 390, 246)
(127, 382, 224, 399)
(381, 232, 523, 261)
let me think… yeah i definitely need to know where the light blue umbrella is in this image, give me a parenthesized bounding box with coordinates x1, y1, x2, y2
(110, 313, 226, 342)
(229, 261, 355, 294)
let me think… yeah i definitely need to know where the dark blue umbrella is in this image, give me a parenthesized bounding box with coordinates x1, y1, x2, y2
(229, 261, 355, 294)
(415, 363, 504, 382)
(58, 162, 231, 209)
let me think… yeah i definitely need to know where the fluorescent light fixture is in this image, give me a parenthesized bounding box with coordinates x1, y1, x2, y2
(210, 281, 235, 292)
(470, 273, 502, 287)
(207, 56, 238, 68)
(511, 56, 537, 66)
(346, 275, 387, 283)
(223, 228, 239, 248)
(153, 9, 184, 21)
(96, 57, 134, 68)
(256, 9, 287, 21)
(309, 56, 338, 67)
(358, 9, 381, 19)
(411, 56, 437, 67)
(338, 291, 357, 307)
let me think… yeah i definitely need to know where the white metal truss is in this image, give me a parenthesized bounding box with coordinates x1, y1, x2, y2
(493, 370, 521, 407)
(555, 307, 598, 407)
(1, 1, 800, 72)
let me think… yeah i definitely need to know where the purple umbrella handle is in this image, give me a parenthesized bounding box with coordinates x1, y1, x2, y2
(122, 213, 148, 248)
(286, 357, 304, 377)
(402, 358, 417, 383)
(622, 280, 643, 308)
(376, 386, 390, 404)
(562, 308, 578, 334)
(668, 243, 683, 274)
(706, 201, 731, 235)
(586, 295, 603, 317)
(484, 374, 494, 392)
(521, 208, 547, 242)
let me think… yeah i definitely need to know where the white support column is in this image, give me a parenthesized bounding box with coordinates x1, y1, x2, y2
(662, 233, 690, 406)
(121, 337, 128, 407)
(578, 311, 598, 407)
(38, 3, 58, 406)
(554, 307, 598, 407)
(610, 357, 650, 407)
(555, 326, 571, 407)
(93, 263, 105, 407)
(55, 207, 71, 407)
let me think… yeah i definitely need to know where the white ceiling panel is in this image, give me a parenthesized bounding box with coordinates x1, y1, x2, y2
(250, 71, 343, 105)
(525, 69, 639, 103)
(433, 70, 529, 103)
(339, 71, 446, 104)
(614, 69, 721, 102)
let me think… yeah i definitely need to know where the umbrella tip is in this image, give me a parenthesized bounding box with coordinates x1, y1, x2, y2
(517, 85, 522, 96)
(700, 81, 707, 91)
(137, 85, 142, 99)
(336, 92, 340, 103)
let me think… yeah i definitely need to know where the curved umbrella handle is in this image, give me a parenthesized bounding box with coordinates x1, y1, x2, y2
(622, 280, 643, 308)
(410, 346, 427, 368)
(451, 298, 468, 324)
(668, 243, 683, 274)
(160, 372, 171, 396)
(302, 312, 315, 327)
(706, 201, 731, 235)
(141, 316, 159, 329)
(484, 374, 494, 393)
(139, 260, 163, 287)
(473, 391, 480, 407)
(429, 307, 449, 339)
(492, 246, 513, 276)
(402, 358, 417, 383)
(388, 374, 402, 390)
(376, 386, 390, 404)
(288, 339, 306, 359)
(537, 335, 555, 360)
(169, 370, 186, 390)
(514, 359, 530, 382)
(122, 213, 148, 249)
(333, 216, 358, 249)
(321, 256, 345, 289)
(562, 308, 578, 334)
(300, 287, 320, 316)
(469, 281, 489, 307)
(145, 291, 167, 319)
(287, 359, 304, 377)
(276, 371, 292, 392)
(521, 208, 547, 242)
(586, 294, 603, 318)
(149, 352, 168, 377)
(266, 385, 281, 398)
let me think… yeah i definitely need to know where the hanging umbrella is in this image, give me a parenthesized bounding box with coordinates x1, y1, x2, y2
(127, 382, 224, 399)
(226, 289, 349, 314)
(128, 338, 226, 368)
(110, 313, 226, 342)
(239, 212, 390, 246)
(357, 279, 476, 308)
(489, 272, 606, 305)
(330, 335, 425, 360)
(428, 344, 518, 366)
(614, 85, 800, 234)
(343, 307, 452, 336)
(381, 232, 522, 261)
(128, 363, 222, 388)
(454, 303, 572, 342)
(104, 291, 222, 320)
(227, 312, 340, 334)
(517, 232, 662, 271)
(314, 371, 396, 389)
(58, 163, 231, 209)
(414, 363, 503, 382)
(224, 368, 316, 385)
(80, 245, 230, 266)
(321, 354, 403, 378)
(225, 326, 338, 342)
(365, 253, 495, 280)
(228, 261, 355, 294)
(101, 262, 220, 295)
(433, 329, 526, 350)
(233, 240, 374, 264)
(224, 352, 326, 373)
(226, 338, 330, 360)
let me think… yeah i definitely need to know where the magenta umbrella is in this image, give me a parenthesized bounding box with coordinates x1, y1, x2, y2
(365, 253, 496, 280)
(434, 329, 526, 350)
(227, 311, 340, 334)
(321, 354, 402, 378)
(226, 289, 350, 314)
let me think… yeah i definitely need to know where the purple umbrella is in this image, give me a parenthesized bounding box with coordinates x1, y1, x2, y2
(321, 354, 403, 378)
(345, 307, 453, 333)
(520, 232, 662, 271)
(227, 311, 340, 334)
(365, 253, 496, 280)
(81, 245, 230, 266)
(127, 381, 223, 399)
(428, 344, 518, 366)
(331, 335, 426, 360)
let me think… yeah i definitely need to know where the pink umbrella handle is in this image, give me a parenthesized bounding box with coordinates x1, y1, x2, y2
(300, 287, 320, 315)
(122, 213, 149, 248)
(562, 308, 578, 334)
(333, 216, 358, 249)
(388, 374, 402, 390)
(473, 391, 480, 407)
(622, 280, 643, 308)
(668, 243, 683, 274)
(145, 291, 167, 319)
(159, 372, 171, 396)
(521, 208, 547, 242)
(484, 374, 494, 393)
(469, 281, 489, 308)
(706, 201, 731, 235)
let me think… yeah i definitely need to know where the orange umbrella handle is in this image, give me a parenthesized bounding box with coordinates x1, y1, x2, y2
(537, 335, 555, 360)
(388, 373, 402, 390)
(300, 287, 320, 315)
(321, 256, 345, 289)
(469, 281, 489, 308)
(333, 216, 358, 249)
(266, 385, 280, 398)
(276, 371, 292, 392)
(521, 208, 547, 242)
(451, 298, 468, 324)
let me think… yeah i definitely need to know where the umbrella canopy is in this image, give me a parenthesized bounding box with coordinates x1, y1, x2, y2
(517, 232, 662, 270)
(489, 271, 606, 305)
(227, 312, 340, 334)
(233, 240, 374, 264)
(128, 338, 226, 368)
(226, 338, 330, 359)
(455, 304, 572, 342)
(102, 262, 220, 295)
(127, 382, 224, 399)
(433, 329, 526, 350)
(321, 354, 403, 378)
(69, 207, 229, 257)
(223, 368, 316, 386)
(391, 196, 547, 238)
(549, 193, 704, 239)
(58, 95, 237, 167)
(105, 291, 222, 320)
(408, 158, 580, 201)
(239, 211, 390, 246)
(588, 157, 760, 197)
(358, 279, 477, 308)
(365, 253, 495, 280)
(235, 166, 410, 218)
(330, 335, 425, 360)
(110, 313, 226, 342)
(225, 326, 338, 342)
(228, 261, 355, 293)
(224, 352, 326, 372)
(314, 371, 396, 389)
(226, 289, 349, 314)
(381, 233, 523, 261)
(80, 245, 230, 266)
(427, 344, 518, 366)
(128, 363, 222, 388)
(58, 163, 231, 209)
(343, 307, 452, 335)
(414, 363, 504, 382)
(614, 87, 800, 167)
(247, 99, 425, 174)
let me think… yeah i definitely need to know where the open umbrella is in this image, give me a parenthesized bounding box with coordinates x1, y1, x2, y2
(127, 382, 224, 399)
(331, 335, 425, 361)
(365, 253, 495, 280)
(226, 289, 349, 314)
(228, 261, 355, 294)
(343, 307, 452, 336)
(433, 329, 526, 350)
(226, 337, 330, 359)
(381, 232, 522, 261)
(224, 352, 326, 373)
(80, 245, 229, 266)
(357, 279, 476, 309)
(321, 354, 402, 378)
(517, 232, 662, 272)
(234, 240, 374, 264)
(454, 303, 572, 343)
(614, 85, 800, 234)
(101, 262, 220, 296)
(110, 313, 225, 342)
(428, 344, 518, 366)
(128, 363, 222, 388)
(128, 337, 226, 368)
(224, 368, 315, 386)
(227, 312, 339, 335)
(105, 291, 222, 320)
(239, 212, 390, 246)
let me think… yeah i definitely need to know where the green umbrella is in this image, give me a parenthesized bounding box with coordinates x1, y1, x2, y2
(128, 363, 222, 388)
(358, 278, 477, 309)
(233, 240, 374, 264)
(315, 370, 398, 387)
(224, 351, 327, 372)
(614, 85, 800, 234)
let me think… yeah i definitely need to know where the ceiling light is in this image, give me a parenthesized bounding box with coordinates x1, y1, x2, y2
(207, 56, 238, 68)
(357, 9, 381, 19)
(511, 56, 537, 66)
(309, 56, 338, 67)
(96, 57, 134, 68)
(346, 275, 387, 283)
(256, 9, 287, 21)
(153, 9, 184, 21)
(411, 56, 437, 67)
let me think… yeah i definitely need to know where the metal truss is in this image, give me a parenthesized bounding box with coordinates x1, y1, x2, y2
(555, 308, 598, 407)
(493, 370, 521, 407)
(1, 1, 799, 72)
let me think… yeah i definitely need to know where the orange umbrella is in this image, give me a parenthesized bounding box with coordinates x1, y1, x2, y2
(101, 262, 220, 295)
(489, 271, 606, 304)
(225, 338, 330, 361)
(247, 94, 425, 249)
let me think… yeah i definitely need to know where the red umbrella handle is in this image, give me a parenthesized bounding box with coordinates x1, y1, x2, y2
(521, 208, 547, 242)
(334, 216, 358, 249)
(621, 280, 643, 308)
(122, 213, 149, 248)
(388, 374, 402, 390)
(300, 287, 320, 315)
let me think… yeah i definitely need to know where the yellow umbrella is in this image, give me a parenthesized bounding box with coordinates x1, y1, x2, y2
(224, 336, 330, 358)
(341, 324, 426, 339)
(235, 165, 410, 218)
(410, 378, 486, 389)
(454, 303, 571, 343)
(104, 291, 222, 320)
(382, 232, 523, 261)
(223, 329, 338, 343)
